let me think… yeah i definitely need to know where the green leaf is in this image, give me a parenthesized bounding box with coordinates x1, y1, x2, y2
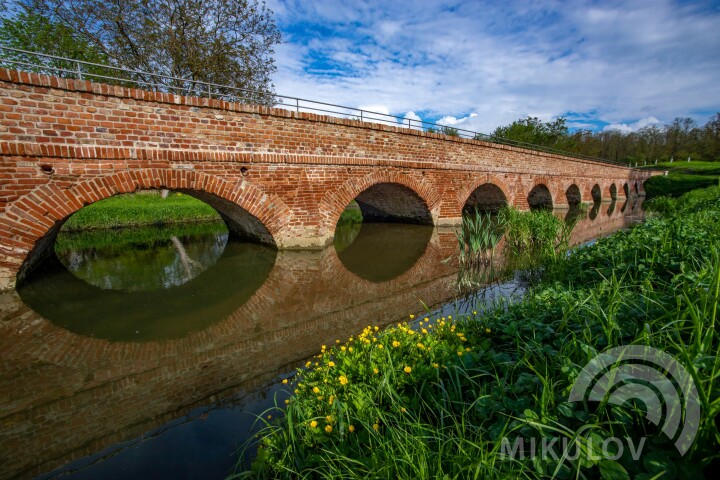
(598, 460, 630, 480)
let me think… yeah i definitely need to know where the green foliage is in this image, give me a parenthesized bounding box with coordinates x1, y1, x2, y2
(454, 208, 502, 267)
(440, 125, 459, 137)
(61, 192, 222, 231)
(244, 188, 720, 479)
(493, 116, 569, 148)
(643, 173, 719, 199)
(0, 8, 118, 79)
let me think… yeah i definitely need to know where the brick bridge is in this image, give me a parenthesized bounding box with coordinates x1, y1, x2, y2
(0, 68, 655, 289)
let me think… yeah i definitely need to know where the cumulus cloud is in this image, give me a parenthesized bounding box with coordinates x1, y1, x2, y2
(403, 111, 423, 130)
(268, 0, 720, 133)
(603, 116, 661, 133)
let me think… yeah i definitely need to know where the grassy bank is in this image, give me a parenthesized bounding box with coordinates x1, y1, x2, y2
(643, 161, 720, 198)
(61, 192, 222, 231)
(240, 187, 720, 479)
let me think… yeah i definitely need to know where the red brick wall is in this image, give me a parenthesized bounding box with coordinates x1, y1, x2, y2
(0, 69, 656, 289)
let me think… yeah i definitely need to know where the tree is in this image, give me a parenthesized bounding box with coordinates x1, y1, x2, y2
(0, 8, 116, 78)
(13, 0, 281, 103)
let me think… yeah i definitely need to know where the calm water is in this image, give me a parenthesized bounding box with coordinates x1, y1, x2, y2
(0, 199, 644, 479)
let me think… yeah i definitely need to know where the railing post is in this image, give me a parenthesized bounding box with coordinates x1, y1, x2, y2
(76, 61, 83, 80)
(296, 98, 299, 113)
(360, 110, 364, 122)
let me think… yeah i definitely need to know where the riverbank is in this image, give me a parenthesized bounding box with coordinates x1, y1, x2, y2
(643, 160, 720, 198)
(61, 192, 222, 231)
(243, 187, 720, 479)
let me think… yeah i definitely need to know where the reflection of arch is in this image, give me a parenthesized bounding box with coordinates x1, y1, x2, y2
(591, 184, 602, 203)
(609, 183, 618, 200)
(336, 224, 433, 282)
(528, 183, 553, 210)
(623, 183, 630, 198)
(5, 169, 291, 285)
(565, 184, 582, 206)
(635, 182, 640, 195)
(463, 183, 508, 213)
(319, 172, 440, 232)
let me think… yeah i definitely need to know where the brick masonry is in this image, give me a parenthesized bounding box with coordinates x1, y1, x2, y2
(0, 69, 657, 289)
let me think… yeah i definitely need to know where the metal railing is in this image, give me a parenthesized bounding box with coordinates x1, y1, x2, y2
(0, 45, 626, 166)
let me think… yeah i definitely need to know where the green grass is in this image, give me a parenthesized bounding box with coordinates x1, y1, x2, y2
(61, 192, 222, 231)
(238, 187, 720, 479)
(643, 161, 720, 198)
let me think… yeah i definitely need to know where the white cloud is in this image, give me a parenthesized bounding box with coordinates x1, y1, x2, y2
(269, 0, 720, 133)
(603, 116, 661, 133)
(404, 111, 423, 130)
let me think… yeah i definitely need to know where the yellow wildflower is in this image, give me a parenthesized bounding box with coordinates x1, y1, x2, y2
(341, 346, 346, 351)
(335, 339, 340, 344)
(310, 420, 318, 428)
(433, 363, 439, 368)
(377, 344, 384, 349)
(373, 423, 380, 431)
(404, 366, 412, 374)
(486, 328, 492, 333)
(457, 351, 463, 356)
(374, 326, 379, 331)
(282, 379, 288, 384)
(267, 415, 272, 419)
(326, 415, 334, 422)
(325, 425, 333, 433)
(417, 343, 425, 350)
(400, 407, 406, 413)
(393, 341, 401, 348)
(421, 328, 428, 334)
(328, 361, 335, 367)
(465, 347, 471, 352)
(409, 314, 415, 319)
(285, 399, 290, 405)
(313, 386, 320, 394)
(339, 375, 348, 385)
(348, 346, 354, 352)
(373, 367, 379, 374)
(349, 425, 356, 433)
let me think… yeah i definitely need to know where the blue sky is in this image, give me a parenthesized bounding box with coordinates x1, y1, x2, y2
(266, 0, 720, 134)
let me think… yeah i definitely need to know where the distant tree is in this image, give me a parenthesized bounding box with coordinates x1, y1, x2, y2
(0, 7, 115, 78)
(13, 0, 281, 103)
(492, 116, 569, 148)
(441, 126, 460, 137)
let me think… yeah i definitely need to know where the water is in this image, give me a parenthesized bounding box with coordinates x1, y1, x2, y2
(0, 199, 644, 479)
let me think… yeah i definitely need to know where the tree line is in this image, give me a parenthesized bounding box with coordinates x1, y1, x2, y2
(489, 115, 720, 164)
(0, 0, 281, 104)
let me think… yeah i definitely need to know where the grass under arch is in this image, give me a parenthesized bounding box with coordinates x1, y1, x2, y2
(235, 188, 720, 479)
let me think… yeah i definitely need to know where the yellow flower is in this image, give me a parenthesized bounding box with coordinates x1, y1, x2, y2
(328, 395, 335, 404)
(400, 407, 406, 413)
(393, 341, 401, 348)
(448, 315, 452, 319)
(473, 311, 477, 315)
(321, 345, 326, 351)
(465, 347, 471, 352)
(341, 346, 346, 351)
(404, 366, 412, 374)
(327, 361, 335, 367)
(457, 351, 463, 356)
(373, 423, 380, 431)
(305, 361, 311, 368)
(433, 363, 439, 368)
(374, 326, 379, 331)
(294, 389, 300, 394)
(313, 386, 320, 394)
(373, 367, 379, 374)
(339, 375, 349, 385)
(317, 396, 323, 401)
(348, 425, 356, 433)
(485, 328, 492, 333)
(409, 314, 415, 319)
(417, 343, 425, 350)
(326, 415, 334, 422)
(335, 339, 340, 344)
(282, 379, 288, 384)
(325, 425, 333, 433)
(421, 328, 428, 334)
(377, 344, 384, 349)
(267, 415, 272, 419)
(310, 420, 318, 428)
(424, 317, 429, 322)
(285, 399, 290, 405)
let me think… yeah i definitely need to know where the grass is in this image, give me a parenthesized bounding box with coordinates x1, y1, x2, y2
(643, 161, 720, 199)
(61, 192, 222, 231)
(236, 187, 720, 479)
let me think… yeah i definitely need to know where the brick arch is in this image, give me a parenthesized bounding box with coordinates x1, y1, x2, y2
(457, 175, 513, 214)
(319, 171, 441, 233)
(526, 177, 556, 210)
(589, 183, 602, 202)
(564, 183, 583, 205)
(1, 169, 293, 286)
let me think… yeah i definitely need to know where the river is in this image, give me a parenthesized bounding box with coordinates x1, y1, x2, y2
(0, 198, 644, 479)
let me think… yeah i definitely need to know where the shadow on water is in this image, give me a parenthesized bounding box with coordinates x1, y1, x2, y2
(17, 224, 277, 342)
(335, 223, 433, 282)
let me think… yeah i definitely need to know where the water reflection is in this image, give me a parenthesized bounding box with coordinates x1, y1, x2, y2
(336, 223, 434, 282)
(1, 203, 644, 480)
(55, 222, 229, 291)
(19, 239, 277, 342)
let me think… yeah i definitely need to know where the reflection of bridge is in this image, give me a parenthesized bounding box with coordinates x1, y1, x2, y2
(0, 205, 642, 479)
(0, 69, 657, 288)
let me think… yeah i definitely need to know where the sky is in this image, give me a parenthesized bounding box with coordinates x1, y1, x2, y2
(266, 0, 720, 134)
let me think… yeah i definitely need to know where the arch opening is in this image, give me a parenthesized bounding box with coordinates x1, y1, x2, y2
(527, 184, 553, 211)
(352, 183, 433, 225)
(623, 183, 630, 198)
(463, 183, 508, 214)
(565, 184, 582, 206)
(635, 182, 640, 195)
(16, 189, 277, 287)
(609, 183, 618, 200)
(591, 184, 602, 203)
